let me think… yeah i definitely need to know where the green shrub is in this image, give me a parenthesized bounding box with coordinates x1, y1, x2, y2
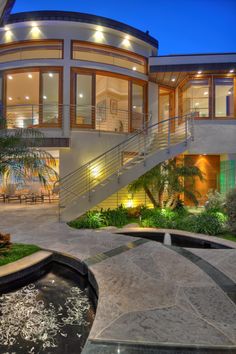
(225, 189, 236, 234)
(205, 190, 225, 213)
(190, 212, 225, 235)
(101, 205, 129, 228)
(140, 208, 180, 229)
(68, 211, 105, 229)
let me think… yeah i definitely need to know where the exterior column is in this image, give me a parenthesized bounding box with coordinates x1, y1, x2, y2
(62, 38, 71, 137)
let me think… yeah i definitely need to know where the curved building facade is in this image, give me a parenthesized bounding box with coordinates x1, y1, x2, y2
(1, 1, 236, 214)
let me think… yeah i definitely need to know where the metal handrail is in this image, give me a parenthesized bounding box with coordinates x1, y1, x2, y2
(57, 113, 195, 210)
(2, 103, 151, 134)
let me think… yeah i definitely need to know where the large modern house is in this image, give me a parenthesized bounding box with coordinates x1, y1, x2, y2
(1, 0, 236, 221)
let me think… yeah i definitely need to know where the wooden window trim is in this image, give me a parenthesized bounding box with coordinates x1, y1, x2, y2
(178, 74, 236, 120)
(213, 76, 235, 119)
(71, 67, 148, 132)
(4, 66, 63, 128)
(0, 39, 64, 61)
(71, 40, 148, 75)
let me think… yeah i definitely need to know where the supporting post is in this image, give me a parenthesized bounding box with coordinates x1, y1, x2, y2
(167, 118, 171, 153)
(185, 115, 188, 146)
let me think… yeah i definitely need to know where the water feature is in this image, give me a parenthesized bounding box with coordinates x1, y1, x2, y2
(120, 231, 232, 249)
(0, 263, 96, 354)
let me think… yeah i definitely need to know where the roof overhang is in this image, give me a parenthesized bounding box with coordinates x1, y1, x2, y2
(0, 0, 15, 27)
(6, 10, 158, 49)
(149, 53, 236, 87)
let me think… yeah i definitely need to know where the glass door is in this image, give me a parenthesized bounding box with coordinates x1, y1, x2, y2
(159, 87, 175, 132)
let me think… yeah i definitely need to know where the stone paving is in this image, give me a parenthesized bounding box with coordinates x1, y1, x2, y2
(0, 203, 236, 351)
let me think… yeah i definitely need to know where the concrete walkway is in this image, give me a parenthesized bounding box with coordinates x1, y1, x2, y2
(0, 204, 236, 352)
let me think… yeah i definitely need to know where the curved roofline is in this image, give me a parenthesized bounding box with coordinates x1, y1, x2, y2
(6, 10, 158, 48)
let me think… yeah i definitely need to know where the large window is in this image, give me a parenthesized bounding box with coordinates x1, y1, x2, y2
(0, 40, 63, 63)
(75, 74, 94, 127)
(132, 84, 145, 130)
(72, 41, 147, 74)
(214, 78, 234, 118)
(180, 76, 236, 119)
(71, 69, 147, 132)
(96, 75, 129, 132)
(181, 79, 209, 118)
(5, 68, 62, 128)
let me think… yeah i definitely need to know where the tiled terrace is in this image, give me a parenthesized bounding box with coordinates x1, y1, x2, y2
(0, 204, 236, 353)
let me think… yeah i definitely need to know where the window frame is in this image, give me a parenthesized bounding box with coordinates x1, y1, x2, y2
(179, 74, 236, 120)
(70, 68, 148, 132)
(71, 40, 148, 75)
(213, 76, 235, 119)
(0, 39, 64, 62)
(4, 66, 63, 128)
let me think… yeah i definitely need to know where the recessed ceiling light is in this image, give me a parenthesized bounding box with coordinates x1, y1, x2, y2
(8, 97, 12, 101)
(48, 73, 54, 78)
(28, 74, 33, 79)
(132, 67, 137, 71)
(79, 93, 84, 98)
(204, 91, 208, 95)
(197, 71, 202, 74)
(228, 91, 232, 95)
(229, 69, 234, 73)
(8, 75, 13, 80)
(25, 96, 30, 100)
(171, 78, 176, 82)
(122, 37, 130, 47)
(43, 95, 47, 100)
(195, 102, 199, 106)
(94, 30, 104, 41)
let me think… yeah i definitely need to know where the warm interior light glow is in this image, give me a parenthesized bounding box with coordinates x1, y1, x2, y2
(43, 95, 47, 100)
(8, 75, 13, 80)
(126, 194, 134, 208)
(79, 93, 84, 98)
(132, 66, 137, 71)
(171, 78, 176, 82)
(25, 96, 30, 100)
(197, 71, 202, 74)
(91, 166, 100, 179)
(30, 23, 41, 39)
(94, 30, 104, 42)
(28, 74, 33, 79)
(229, 69, 234, 73)
(122, 37, 130, 47)
(48, 73, 54, 78)
(8, 97, 12, 101)
(5, 28, 13, 42)
(228, 91, 232, 95)
(204, 91, 208, 95)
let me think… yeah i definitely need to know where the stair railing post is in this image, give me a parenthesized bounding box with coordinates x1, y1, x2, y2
(191, 112, 195, 141)
(167, 118, 171, 153)
(143, 130, 147, 166)
(32, 104, 34, 126)
(88, 163, 91, 201)
(117, 145, 121, 183)
(185, 115, 188, 146)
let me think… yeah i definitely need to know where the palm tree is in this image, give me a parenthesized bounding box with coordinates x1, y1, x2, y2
(0, 121, 58, 188)
(128, 158, 204, 209)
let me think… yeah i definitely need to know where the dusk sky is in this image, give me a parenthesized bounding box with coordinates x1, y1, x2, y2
(12, 0, 236, 55)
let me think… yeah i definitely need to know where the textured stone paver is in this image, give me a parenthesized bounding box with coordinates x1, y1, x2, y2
(0, 204, 236, 348)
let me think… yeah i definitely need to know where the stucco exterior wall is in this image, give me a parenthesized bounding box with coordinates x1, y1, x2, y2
(188, 120, 236, 154)
(59, 130, 128, 177)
